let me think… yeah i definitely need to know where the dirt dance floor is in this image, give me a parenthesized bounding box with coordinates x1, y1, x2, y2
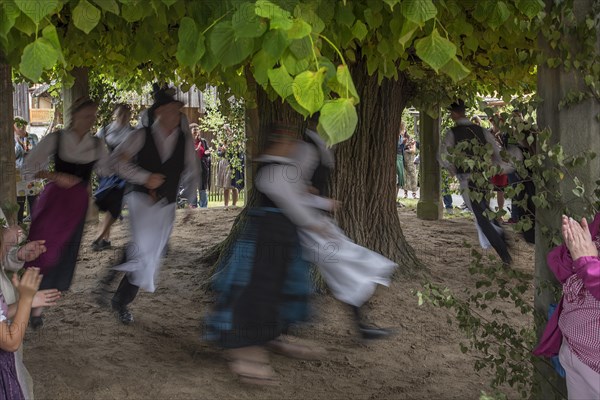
(24, 206, 534, 399)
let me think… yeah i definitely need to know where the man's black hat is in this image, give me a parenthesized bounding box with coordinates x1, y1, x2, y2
(447, 99, 466, 113)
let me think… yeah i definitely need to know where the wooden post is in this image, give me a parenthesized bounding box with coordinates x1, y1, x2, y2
(534, 0, 600, 398)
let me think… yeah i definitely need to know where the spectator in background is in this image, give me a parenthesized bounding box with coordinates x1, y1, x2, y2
(189, 123, 209, 208)
(216, 125, 238, 208)
(489, 114, 508, 222)
(403, 132, 419, 199)
(396, 122, 406, 204)
(14, 117, 40, 224)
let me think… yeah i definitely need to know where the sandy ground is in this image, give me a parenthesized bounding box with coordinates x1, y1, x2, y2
(23, 206, 534, 400)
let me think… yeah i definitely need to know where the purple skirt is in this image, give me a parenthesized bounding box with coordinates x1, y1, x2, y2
(24, 182, 89, 291)
(0, 351, 24, 400)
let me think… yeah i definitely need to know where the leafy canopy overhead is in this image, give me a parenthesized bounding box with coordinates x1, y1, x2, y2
(0, 0, 543, 144)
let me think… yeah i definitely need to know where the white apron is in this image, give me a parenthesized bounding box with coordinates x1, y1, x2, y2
(299, 218, 397, 307)
(113, 192, 176, 292)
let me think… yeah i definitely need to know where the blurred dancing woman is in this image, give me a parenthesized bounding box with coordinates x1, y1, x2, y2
(92, 104, 134, 251)
(300, 127, 397, 340)
(22, 97, 109, 329)
(205, 124, 324, 385)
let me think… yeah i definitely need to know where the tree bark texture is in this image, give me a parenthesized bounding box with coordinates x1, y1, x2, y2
(0, 53, 17, 224)
(331, 56, 421, 272)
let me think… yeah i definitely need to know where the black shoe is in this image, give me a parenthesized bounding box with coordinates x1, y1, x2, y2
(30, 316, 44, 330)
(92, 239, 111, 252)
(115, 307, 134, 325)
(358, 324, 394, 340)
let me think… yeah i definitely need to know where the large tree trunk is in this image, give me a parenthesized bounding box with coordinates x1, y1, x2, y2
(0, 52, 17, 224)
(331, 56, 420, 272)
(204, 57, 422, 279)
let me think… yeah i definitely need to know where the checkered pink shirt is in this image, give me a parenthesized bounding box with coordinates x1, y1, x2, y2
(558, 235, 600, 374)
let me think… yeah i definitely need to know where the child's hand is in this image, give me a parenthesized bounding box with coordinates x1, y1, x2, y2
(2, 226, 21, 251)
(12, 268, 42, 301)
(17, 240, 47, 262)
(32, 289, 61, 308)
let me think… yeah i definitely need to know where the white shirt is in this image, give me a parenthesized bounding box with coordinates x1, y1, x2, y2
(21, 129, 111, 180)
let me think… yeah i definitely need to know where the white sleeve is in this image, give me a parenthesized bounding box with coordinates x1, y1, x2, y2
(438, 129, 456, 174)
(255, 165, 325, 228)
(21, 132, 58, 180)
(110, 129, 151, 185)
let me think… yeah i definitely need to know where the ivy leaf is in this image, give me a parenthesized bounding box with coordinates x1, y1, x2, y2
(401, 0, 437, 25)
(41, 24, 65, 65)
(292, 68, 326, 115)
(517, 0, 543, 19)
(232, 2, 267, 39)
(176, 17, 205, 67)
(334, 65, 359, 103)
(92, 0, 119, 15)
(352, 20, 368, 41)
(73, 0, 101, 34)
(210, 21, 253, 68)
(267, 64, 294, 99)
(415, 28, 456, 72)
(14, 0, 59, 25)
(19, 37, 58, 81)
(319, 98, 358, 145)
(440, 57, 471, 82)
(488, 1, 510, 30)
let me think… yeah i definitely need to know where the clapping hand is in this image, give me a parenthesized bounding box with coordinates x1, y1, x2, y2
(17, 240, 47, 262)
(562, 215, 599, 261)
(32, 289, 61, 308)
(12, 268, 42, 301)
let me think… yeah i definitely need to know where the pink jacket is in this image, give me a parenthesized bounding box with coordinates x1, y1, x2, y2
(533, 213, 600, 357)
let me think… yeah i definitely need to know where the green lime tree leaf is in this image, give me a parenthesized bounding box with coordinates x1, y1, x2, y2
(352, 20, 368, 41)
(319, 98, 358, 145)
(334, 64, 359, 103)
(73, 0, 101, 34)
(252, 49, 277, 86)
(232, 2, 267, 39)
(176, 17, 205, 67)
(401, 0, 437, 25)
(517, 0, 544, 19)
(256, 0, 293, 30)
(415, 28, 456, 72)
(91, 0, 119, 15)
(440, 57, 471, 82)
(292, 68, 326, 115)
(263, 29, 290, 59)
(0, 1, 20, 37)
(286, 19, 312, 40)
(41, 24, 65, 65)
(14, 0, 59, 25)
(19, 37, 58, 81)
(398, 19, 419, 48)
(210, 21, 253, 68)
(267, 64, 294, 99)
(488, 1, 511, 30)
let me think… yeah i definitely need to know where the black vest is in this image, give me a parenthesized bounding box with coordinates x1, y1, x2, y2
(54, 131, 99, 182)
(127, 127, 186, 203)
(450, 124, 487, 174)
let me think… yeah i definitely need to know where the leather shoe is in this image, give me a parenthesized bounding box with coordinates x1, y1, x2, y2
(113, 305, 134, 325)
(358, 324, 394, 340)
